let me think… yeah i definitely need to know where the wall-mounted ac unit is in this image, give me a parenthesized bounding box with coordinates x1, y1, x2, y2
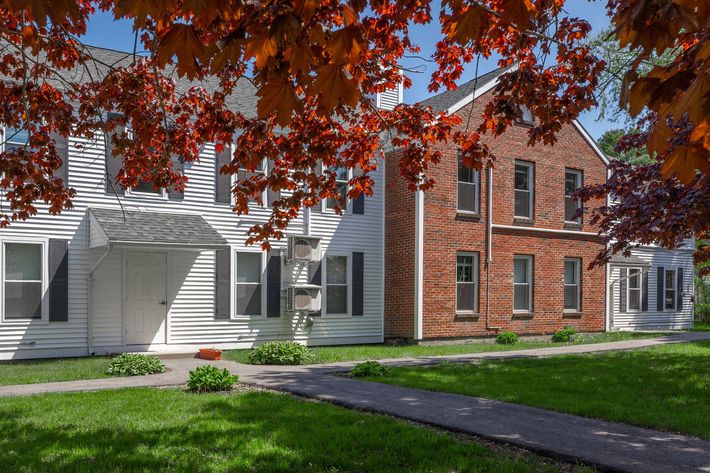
(286, 235, 321, 263)
(286, 285, 321, 313)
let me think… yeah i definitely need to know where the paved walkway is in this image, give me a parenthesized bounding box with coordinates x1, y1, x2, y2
(1, 331, 709, 473)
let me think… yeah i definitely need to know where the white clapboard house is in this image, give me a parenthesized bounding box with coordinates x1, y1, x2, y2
(0, 46, 385, 360)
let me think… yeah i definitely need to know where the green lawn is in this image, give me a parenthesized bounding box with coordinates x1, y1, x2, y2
(364, 341, 710, 439)
(0, 356, 112, 386)
(226, 331, 668, 364)
(0, 388, 592, 473)
(692, 321, 710, 331)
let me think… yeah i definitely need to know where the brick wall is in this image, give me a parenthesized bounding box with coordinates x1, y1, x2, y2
(385, 91, 608, 339)
(384, 148, 416, 338)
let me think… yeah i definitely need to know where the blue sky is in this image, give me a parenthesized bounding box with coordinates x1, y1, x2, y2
(81, 2, 618, 139)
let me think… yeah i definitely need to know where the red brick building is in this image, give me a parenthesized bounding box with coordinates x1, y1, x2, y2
(385, 69, 610, 340)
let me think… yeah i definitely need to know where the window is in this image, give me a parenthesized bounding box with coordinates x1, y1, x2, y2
(457, 151, 480, 213)
(513, 255, 533, 312)
(627, 268, 642, 311)
(325, 166, 349, 211)
(236, 157, 267, 204)
(3, 127, 30, 153)
(514, 161, 534, 219)
(565, 169, 582, 223)
(519, 106, 534, 125)
(326, 255, 348, 314)
(664, 269, 677, 311)
(235, 251, 262, 316)
(456, 252, 478, 312)
(125, 128, 165, 196)
(4, 242, 43, 320)
(564, 258, 581, 312)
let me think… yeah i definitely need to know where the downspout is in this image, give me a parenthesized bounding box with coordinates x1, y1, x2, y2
(304, 206, 311, 236)
(87, 244, 112, 355)
(413, 189, 424, 340)
(485, 165, 500, 331)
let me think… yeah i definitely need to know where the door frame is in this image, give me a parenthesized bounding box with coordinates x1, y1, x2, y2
(122, 249, 169, 346)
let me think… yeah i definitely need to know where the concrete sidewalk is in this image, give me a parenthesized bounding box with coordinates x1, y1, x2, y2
(1, 331, 709, 473)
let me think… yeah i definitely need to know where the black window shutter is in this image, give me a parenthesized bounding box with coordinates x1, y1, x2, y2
(104, 112, 125, 195)
(267, 251, 282, 317)
(642, 268, 649, 312)
(214, 248, 231, 319)
(50, 132, 69, 183)
(309, 260, 322, 316)
(352, 252, 364, 316)
(215, 146, 232, 204)
(168, 155, 185, 200)
(677, 268, 683, 311)
(48, 239, 69, 322)
(312, 161, 322, 213)
(619, 268, 627, 313)
(266, 160, 280, 207)
(352, 165, 365, 214)
(657, 266, 665, 311)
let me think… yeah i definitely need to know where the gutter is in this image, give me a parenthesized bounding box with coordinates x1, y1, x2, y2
(485, 166, 501, 331)
(413, 189, 424, 340)
(87, 244, 112, 355)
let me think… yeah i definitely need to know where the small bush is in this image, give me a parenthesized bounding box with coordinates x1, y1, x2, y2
(350, 361, 391, 378)
(246, 341, 314, 365)
(187, 365, 238, 393)
(106, 353, 166, 376)
(552, 326, 579, 343)
(695, 303, 710, 321)
(496, 332, 519, 345)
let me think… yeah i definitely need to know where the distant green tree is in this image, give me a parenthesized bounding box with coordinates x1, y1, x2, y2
(598, 129, 653, 166)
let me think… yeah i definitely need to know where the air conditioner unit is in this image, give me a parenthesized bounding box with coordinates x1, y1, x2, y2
(286, 235, 321, 263)
(286, 285, 321, 313)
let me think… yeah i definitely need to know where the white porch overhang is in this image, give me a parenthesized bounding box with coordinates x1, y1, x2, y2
(88, 207, 229, 250)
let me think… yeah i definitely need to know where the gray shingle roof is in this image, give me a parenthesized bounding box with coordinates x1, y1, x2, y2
(419, 68, 506, 112)
(610, 253, 650, 266)
(90, 208, 228, 247)
(49, 44, 258, 117)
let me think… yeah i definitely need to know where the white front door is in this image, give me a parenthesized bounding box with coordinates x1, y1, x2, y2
(125, 251, 167, 345)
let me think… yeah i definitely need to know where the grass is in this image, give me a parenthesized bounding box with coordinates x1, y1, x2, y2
(692, 321, 710, 331)
(0, 356, 112, 386)
(226, 331, 668, 364)
(0, 388, 593, 472)
(364, 341, 710, 439)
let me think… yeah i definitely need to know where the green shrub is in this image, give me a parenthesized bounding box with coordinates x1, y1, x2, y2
(350, 361, 391, 378)
(695, 303, 710, 320)
(495, 331, 519, 345)
(187, 365, 238, 393)
(106, 353, 166, 376)
(552, 326, 579, 343)
(246, 341, 314, 365)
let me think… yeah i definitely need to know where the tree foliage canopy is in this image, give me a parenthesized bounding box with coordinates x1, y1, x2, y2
(0, 0, 707, 264)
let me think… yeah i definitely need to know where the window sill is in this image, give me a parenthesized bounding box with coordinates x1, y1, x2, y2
(455, 311, 480, 321)
(563, 222, 583, 230)
(125, 191, 169, 201)
(1, 318, 48, 326)
(511, 312, 534, 319)
(512, 217, 535, 226)
(456, 211, 481, 222)
(562, 311, 583, 318)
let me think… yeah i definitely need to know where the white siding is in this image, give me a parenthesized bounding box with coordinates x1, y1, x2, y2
(0, 133, 385, 359)
(610, 246, 694, 330)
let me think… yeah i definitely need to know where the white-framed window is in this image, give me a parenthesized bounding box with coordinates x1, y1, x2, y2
(513, 255, 533, 312)
(456, 252, 478, 313)
(124, 128, 168, 198)
(457, 151, 480, 214)
(234, 251, 264, 317)
(627, 268, 642, 312)
(2, 241, 46, 322)
(563, 257, 581, 312)
(565, 169, 583, 223)
(663, 268, 677, 311)
(324, 166, 350, 212)
(2, 126, 31, 153)
(234, 154, 268, 206)
(519, 105, 534, 125)
(514, 161, 534, 219)
(325, 254, 349, 315)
